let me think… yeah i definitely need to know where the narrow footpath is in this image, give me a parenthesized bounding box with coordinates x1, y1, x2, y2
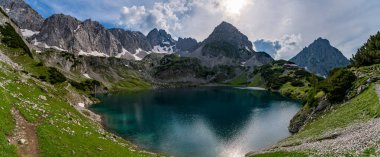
(8, 108, 39, 157)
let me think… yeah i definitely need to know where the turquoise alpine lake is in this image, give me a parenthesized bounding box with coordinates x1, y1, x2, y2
(90, 87, 301, 157)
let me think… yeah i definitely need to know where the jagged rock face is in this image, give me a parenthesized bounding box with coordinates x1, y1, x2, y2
(290, 38, 350, 76)
(147, 29, 176, 46)
(0, 0, 44, 31)
(176, 37, 198, 54)
(33, 14, 81, 51)
(147, 29, 177, 53)
(75, 19, 122, 56)
(109, 28, 152, 53)
(190, 21, 273, 67)
(32, 14, 123, 57)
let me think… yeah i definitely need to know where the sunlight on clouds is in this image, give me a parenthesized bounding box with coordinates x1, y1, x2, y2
(222, 0, 249, 15)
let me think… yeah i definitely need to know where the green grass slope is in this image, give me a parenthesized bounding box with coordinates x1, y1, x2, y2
(0, 61, 156, 157)
(284, 84, 380, 144)
(0, 17, 158, 157)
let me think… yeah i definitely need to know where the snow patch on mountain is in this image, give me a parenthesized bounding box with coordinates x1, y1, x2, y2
(133, 48, 144, 60)
(21, 29, 39, 37)
(79, 50, 109, 57)
(152, 45, 175, 54)
(83, 74, 91, 79)
(31, 39, 68, 52)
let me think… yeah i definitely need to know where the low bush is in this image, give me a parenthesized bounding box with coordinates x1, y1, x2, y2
(70, 80, 101, 92)
(320, 68, 356, 103)
(47, 67, 66, 84)
(291, 80, 305, 87)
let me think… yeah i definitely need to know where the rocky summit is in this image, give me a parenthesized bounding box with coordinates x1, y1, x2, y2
(290, 38, 350, 76)
(147, 28, 177, 54)
(190, 21, 273, 67)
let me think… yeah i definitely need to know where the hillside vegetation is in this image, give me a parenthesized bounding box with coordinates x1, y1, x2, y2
(351, 31, 380, 67)
(0, 14, 160, 157)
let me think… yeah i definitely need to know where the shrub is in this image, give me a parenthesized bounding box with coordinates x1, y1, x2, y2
(291, 80, 304, 87)
(47, 67, 66, 84)
(269, 76, 292, 90)
(38, 76, 47, 82)
(351, 32, 380, 67)
(36, 62, 44, 67)
(294, 69, 311, 78)
(70, 80, 101, 92)
(322, 68, 356, 102)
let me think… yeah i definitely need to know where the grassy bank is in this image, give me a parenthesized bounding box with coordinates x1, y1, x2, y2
(283, 84, 380, 144)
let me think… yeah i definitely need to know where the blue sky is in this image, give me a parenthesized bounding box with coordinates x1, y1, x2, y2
(24, 0, 380, 60)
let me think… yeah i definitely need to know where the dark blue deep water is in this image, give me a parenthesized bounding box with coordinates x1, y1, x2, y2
(90, 87, 301, 157)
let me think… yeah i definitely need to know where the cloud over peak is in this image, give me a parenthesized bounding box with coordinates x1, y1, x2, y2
(26, 0, 380, 60)
(254, 34, 302, 60)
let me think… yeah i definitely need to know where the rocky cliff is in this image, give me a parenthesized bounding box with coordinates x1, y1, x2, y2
(0, 0, 44, 31)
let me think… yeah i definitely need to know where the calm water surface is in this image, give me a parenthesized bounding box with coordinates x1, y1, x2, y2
(90, 87, 301, 157)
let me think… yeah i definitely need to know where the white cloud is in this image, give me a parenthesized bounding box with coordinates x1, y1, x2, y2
(275, 34, 303, 60)
(119, 0, 192, 35)
(254, 34, 302, 60)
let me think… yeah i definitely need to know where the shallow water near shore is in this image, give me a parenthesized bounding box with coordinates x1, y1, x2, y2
(90, 87, 301, 157)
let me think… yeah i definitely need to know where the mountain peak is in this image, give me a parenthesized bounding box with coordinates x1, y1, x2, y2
(214, 21, 239, 32)
(313, 37, 331, 46)
(290, 38, 349, 76)
(147, 28, 175, 47)
(0, 0, 44, 31)
(203, 21, 251, 50)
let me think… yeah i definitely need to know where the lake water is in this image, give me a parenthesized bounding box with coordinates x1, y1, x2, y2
(90, 87, 301, 157)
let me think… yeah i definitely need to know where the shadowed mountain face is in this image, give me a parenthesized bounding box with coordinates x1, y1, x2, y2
(32, 14, 124, 57)
(190, 21, 273, 67)
(290, 38, 350, 76)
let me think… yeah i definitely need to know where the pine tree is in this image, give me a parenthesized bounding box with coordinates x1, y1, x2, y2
(351, 32, 380, 67)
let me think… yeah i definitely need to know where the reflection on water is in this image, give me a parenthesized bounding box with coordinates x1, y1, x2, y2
(90, 87, 301, 157)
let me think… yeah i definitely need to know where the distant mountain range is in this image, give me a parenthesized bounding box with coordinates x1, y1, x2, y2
(290, 38, 350, 76)
(1, 0, 350, 73)
(0, 0, 272, 67)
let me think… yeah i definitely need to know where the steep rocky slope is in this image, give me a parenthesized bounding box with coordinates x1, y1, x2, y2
(290, 38, 350, 76)
(31, 14, 125, 57)
(0, 0, 44, 31)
